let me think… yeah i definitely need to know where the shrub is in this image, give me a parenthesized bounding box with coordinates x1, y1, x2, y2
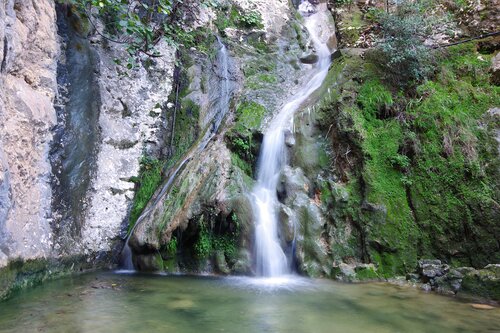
(368, 0, 441, 90)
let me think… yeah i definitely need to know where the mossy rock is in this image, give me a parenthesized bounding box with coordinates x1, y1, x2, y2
(459, 268, 500, 301)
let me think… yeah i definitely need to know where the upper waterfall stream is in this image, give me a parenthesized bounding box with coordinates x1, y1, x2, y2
(253, 4, 333, 277)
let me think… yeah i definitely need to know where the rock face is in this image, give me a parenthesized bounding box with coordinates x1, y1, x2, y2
(0, 1, 175, 279)
(0, 0, 59, 264)
(81, 39, 175, 256)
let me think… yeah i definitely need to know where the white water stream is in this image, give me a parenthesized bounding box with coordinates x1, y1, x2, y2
(253, 3, 332, 277)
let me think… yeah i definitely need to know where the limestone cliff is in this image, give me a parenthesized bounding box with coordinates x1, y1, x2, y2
(0, 1, 175, 276)
(0, 0, 59, 267)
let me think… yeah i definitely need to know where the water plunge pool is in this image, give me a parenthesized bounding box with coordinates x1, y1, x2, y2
(0, 272, 498, 332)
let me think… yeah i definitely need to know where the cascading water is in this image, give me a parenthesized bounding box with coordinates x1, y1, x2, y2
(253, 2, 333, 277)
(121, 36, 232, 270)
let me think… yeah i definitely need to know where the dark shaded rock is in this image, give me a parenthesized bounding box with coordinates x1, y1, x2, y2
(434, 269, 463, 294)
(300, 53, 319, 64)
(331, 49, 342, 62)
(406, 273, 420, 282)
(459, 266, 500, 301)
(418, 259, 449, 281)
(478, 36, 500, 54)
(133, 254, 161, 271)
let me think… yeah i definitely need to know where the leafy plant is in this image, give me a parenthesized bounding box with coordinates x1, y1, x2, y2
(165, 236, 178, 257)
(194, 221, 212, 259)
(62, 0, 217, 68)
(128, 157, 164, 230)
(368, 0, 443, 89)
(237, 11, 264, 29)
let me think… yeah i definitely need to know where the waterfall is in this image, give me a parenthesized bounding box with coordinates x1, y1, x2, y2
(120, 36, 232, 270)
(252, 2, 332, 277)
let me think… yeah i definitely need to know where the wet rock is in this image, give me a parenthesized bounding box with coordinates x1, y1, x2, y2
(434, 269, 463, 294)
(418, 259, 449, 281)
(298, 1, 317, 15)
(456, 266, 500, 301)
(232, 249, 252, 275)
(421, 283, 432, 292)
(133, 254, 161, 272)
(284, 130, 295, 147)
(214, 250, 230, 275)
(331, 263, 356, 282)
(279, 205, 296, 243)
(484, 264, 500, 277)
(300, 53, 319, 64)
(278, 166, 310, 202)
(331, 49, 342, 62)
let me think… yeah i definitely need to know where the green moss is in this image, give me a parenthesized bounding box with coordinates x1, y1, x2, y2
(460, 271, 500, 301)
(355, 266, 380, 280)
(406, 43, 500, 266)
(168, 98, 201, 169)
(318, 41, 500, 278)
(0, 256, 91, 301)
(231, 153, 253, 177)
(193, 216, 240, 262)
(194, 218, 212, 259)
(214, 5, 264, 33)
(129, 157, 164, 229)
(234, 101, 266, 133)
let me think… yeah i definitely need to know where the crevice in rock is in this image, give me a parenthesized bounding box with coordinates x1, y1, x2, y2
(1, 37, 8, 73)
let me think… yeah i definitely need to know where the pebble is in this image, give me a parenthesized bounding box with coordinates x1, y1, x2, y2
(471, 304, 495, 310)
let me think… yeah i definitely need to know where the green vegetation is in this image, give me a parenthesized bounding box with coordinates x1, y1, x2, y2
(165, 236, 178, 257)
(62, 0, 216, 67)
(368, 0, 444, 89)
(0, 256, 90, 301)
(169, 98, 200, 166)
(194, 216, 240, 261)
(226, 101, 266, 177)
(214, 4, 263, 33)
(234, 101, 266, 134)
(129, 157, 164, 230)
(318, 39, 499, 276)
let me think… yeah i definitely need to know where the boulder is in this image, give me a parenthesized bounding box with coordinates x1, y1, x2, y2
(214, 250, 230, 275)
(232, 249, 252, 275)
(433, 269, 463, 294)
(417, 259, 449, 281)
(458, 266, 500, 301)
(300, 53, 319, 64)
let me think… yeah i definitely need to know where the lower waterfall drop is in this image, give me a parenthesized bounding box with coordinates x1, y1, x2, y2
(252, 1, 333, 277)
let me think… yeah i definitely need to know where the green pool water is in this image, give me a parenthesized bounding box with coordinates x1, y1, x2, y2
(0, 272, 498, 333)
